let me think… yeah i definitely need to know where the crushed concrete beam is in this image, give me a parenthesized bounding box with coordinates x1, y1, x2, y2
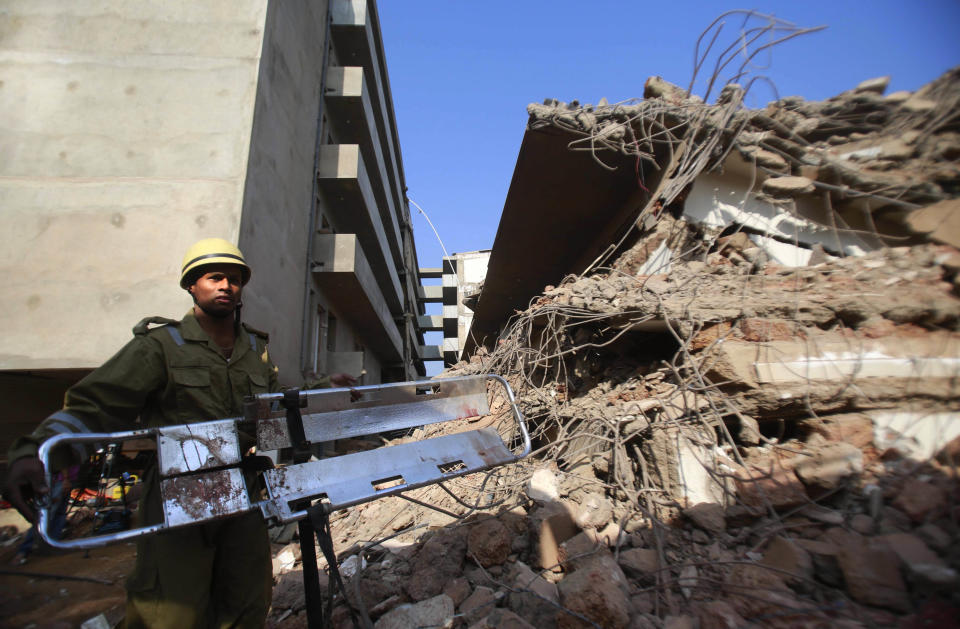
(755, 355, 960, 384)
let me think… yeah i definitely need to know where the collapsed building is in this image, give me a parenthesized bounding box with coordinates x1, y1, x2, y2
(259, 62, 960, 628)
(3, 12, 957, 628)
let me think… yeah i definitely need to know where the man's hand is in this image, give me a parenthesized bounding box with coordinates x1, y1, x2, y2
(3, 456, 48, 524)
(329, 373, 361, 401)
(329, 373, 358, 388)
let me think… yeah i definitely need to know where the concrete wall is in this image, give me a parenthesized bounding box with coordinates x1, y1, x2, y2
(238, 0, 330, 384)
(0, 1, 268, 368)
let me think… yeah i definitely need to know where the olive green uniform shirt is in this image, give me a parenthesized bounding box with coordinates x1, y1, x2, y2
(8, 312, 279, 464)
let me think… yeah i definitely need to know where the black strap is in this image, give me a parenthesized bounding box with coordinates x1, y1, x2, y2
(309, 502, 362, 628)
(282, 389, 309, 461)
(299, 518, 325, 629)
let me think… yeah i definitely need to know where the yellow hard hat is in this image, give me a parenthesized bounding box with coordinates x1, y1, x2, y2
(179, 238, 251, 288)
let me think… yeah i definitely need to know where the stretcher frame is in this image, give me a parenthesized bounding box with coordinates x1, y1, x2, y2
(37, 374, 530, 550)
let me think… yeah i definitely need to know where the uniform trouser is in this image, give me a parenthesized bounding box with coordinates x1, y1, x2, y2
(123, 510, 272, 629)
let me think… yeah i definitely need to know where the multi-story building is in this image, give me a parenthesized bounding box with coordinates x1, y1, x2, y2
(0, 0, 441, 458)
(418, 250, 490, 367)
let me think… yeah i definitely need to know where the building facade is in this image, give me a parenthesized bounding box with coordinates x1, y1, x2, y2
(0, 0, 440, 457)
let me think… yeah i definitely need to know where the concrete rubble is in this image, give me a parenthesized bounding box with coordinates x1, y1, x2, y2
(264, 68, 960, 629)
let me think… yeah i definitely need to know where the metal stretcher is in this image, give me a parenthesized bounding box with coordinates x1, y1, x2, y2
(37, 374, 530, 550)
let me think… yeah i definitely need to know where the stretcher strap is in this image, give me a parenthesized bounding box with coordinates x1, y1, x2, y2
(309, 502, 362, 628)
(298, 518, 325, 628)
(283, 389, 307, 449)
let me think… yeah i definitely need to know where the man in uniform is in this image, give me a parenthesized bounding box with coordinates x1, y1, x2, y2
(4, 238, 356, 628)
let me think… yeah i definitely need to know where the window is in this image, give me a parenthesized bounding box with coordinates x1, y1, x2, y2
(319, 214, 334, 234)
(327, 314, 338, 353)
(312, 306, 326, 374)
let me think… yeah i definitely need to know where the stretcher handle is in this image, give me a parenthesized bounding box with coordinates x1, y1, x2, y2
(37, 429, 165, 550)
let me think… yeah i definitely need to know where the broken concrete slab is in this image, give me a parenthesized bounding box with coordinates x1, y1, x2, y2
(525, 467, 560, 502)
(571, 492, 614, 530)
(914, 523, 951, 553)
(508, 560, 559, 616)
(892, 479, 947, 523)
(468, 609, 537, 629)
(761, 536, 814, 585)
(663, 616, 696, 629)
(459, 586, 497, 626)
(795, 538, 843, 587)
(876, 532, 958, 587)
(589, 521, 629, 548)
(467, 519, 512, 567)
(807, 413, 875, 449)
(692, 600, 748, 629)
(725, 563, 801, 620)
(850, 514, 875, 535)
(643, 75, 691, 103)
(735, 457, 808, 511)
(641, 425, 733, 507)
(682, 502, 726, 534)
(730, 413, 761, 446)
(374, 594, 455, 629)
(684, 167, 852, 261)
(558, 531, 604, 572)
(793, 442, 864, 491)
(556, 561, 631, 629)
(678, 565, 698, 599)
(739, 145, 789, 171)
(271, 543, 300, 575)
(513, 561, 560, 603)
(798, 504, 846, 526)
(406, 527, 467, 601)
(617, 548, 660, 581)
(907, 199, 960, 248)
(834, 531, 911, 612)
(761, 175, 816, 197)
(272, 569, 310, 611)
(855, 76, 891, 94)
(442, 577, 471, 607)
(901, 95, 938, 113)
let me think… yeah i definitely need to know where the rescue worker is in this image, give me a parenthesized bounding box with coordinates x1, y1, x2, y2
(4, 238, 356, 628)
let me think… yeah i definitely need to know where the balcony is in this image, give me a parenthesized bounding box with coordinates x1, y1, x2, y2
(325, 66, 403, 269)
(418, 344, 443, 362)
(312, 233, 403, 361)
(417, 285, 443, 303)
(330, 0, 406, 242)
(317, 144, 403, 313)
(417, 314, 442, 331)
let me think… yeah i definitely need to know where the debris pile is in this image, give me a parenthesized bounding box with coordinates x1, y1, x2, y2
(526, 67, 960, 261)
(264, 63, 960, 629)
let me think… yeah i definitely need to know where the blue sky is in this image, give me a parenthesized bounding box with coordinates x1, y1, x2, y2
(377, 1, 959, 367)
